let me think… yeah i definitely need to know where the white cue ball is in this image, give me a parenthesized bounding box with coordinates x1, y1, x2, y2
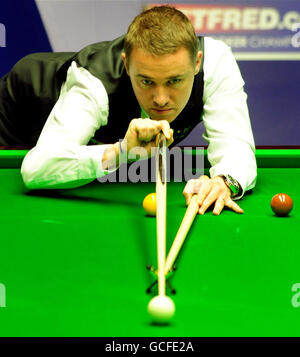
(147, 295, 175, 324)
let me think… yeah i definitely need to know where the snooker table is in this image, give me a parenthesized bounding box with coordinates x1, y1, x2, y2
(0, 148, 299, 338)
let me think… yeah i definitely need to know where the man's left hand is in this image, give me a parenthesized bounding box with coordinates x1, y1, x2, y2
(183, 175, 243, 215)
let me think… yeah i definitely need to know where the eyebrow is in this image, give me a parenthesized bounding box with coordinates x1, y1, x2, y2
(136, 73, 185, 80)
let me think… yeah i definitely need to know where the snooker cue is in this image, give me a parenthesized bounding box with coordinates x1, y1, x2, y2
(164, 195, 199, 275)
(156, 135, 167, 296)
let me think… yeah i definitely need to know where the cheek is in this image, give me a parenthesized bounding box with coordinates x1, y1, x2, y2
(130, 82, 147, 104)
(186, 78, 195, 99)
(132, 81, 147, 96)
(176, 82, 194, 105)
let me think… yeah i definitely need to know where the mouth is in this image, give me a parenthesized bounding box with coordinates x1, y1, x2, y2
(152, 108, 173, 114)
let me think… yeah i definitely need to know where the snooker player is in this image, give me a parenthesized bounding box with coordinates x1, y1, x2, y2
(0, 6, 256, 215)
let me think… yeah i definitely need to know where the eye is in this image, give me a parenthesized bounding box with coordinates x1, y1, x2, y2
(141, 79, 153, 86)
(168, 78, 182, 86)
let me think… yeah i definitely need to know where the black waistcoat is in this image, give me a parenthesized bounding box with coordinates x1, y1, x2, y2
(0, 35, 205, 146)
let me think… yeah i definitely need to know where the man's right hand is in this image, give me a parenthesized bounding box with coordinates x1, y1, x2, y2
(102, 118, 173, 171)
(122, 118, 174, 159)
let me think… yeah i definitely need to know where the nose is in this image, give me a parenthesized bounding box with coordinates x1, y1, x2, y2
(153, 87, 170, 108)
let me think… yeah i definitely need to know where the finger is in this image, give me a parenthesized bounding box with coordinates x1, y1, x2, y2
(129, 118, 139, 136)
(183, 192, 192, 206)
(160, 120, 172, 140)
(183, 179, 200, 205)
(196, 178, 212, 206)
(225, 200, 244, 214)
(198, 191, 217, 215)
(130, 118, 159, 143)
(139, 125, 158, 142)
(166, 129, 174, 147)
(212, 197, 226, 216)
(155, 131, 162, 146)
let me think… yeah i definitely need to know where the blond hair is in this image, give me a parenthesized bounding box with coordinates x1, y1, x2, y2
(124, 6, 199, 65)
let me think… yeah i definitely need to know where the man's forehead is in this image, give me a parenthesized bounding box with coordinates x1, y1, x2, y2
(129, 46, 193, 77)
(130, 46, 191, 62)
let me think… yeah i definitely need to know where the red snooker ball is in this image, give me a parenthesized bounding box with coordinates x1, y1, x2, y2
(271, 193, 293, 217)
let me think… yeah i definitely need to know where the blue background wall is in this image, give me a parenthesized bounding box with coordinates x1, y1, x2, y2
(0, 1, 52, 78)
(0, 0, 299, 146)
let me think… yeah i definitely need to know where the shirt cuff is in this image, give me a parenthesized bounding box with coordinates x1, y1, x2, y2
(78, 144, 119, 180)
(210, 167, 247, 200)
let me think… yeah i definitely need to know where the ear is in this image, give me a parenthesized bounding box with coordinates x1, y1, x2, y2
(121, 52, 129, 74)
(194, 51, 203, 75)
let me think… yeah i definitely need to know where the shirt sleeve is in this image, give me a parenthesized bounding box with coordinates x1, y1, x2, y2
(202, 37, 257, 198)
(21, 61, 112, 189)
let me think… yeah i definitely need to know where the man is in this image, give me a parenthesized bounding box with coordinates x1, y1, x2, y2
(0, 6, 256, 215)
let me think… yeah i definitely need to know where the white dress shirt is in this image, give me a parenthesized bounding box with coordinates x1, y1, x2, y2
(21, 37, 257, 196)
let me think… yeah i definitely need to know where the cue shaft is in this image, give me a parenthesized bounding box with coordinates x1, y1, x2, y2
(164, 195, 198, 275)
(156, 136, 167, 296)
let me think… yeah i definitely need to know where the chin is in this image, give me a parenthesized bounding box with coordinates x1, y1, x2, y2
(151, 113, 178, 123)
